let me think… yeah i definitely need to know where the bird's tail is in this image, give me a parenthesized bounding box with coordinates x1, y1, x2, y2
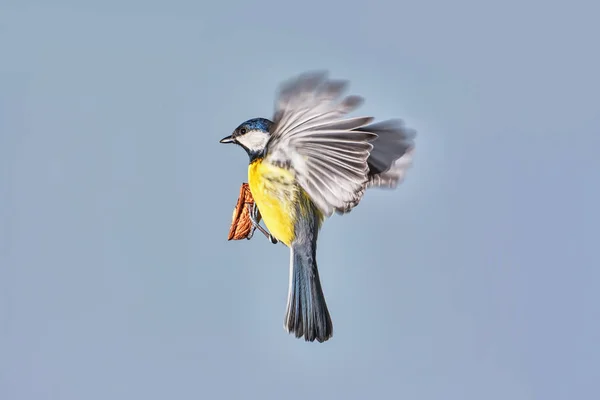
(284, 243, 333, 343)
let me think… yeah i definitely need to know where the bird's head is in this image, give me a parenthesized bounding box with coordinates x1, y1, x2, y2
(220, 118, 273, 160)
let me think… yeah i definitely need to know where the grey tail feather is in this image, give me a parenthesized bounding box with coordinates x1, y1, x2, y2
(284, 244, 333, 343)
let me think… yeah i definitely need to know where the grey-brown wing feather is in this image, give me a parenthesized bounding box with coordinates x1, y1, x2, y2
(338, 120, 416, 213)
(266, 71, 377, 217)
(266, 71, 416, 217)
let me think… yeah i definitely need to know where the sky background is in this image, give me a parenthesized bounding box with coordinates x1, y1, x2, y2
(1, 1, 599, 399)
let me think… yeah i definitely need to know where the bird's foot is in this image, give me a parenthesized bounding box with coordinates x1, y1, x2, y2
(247, 203, 278, 244)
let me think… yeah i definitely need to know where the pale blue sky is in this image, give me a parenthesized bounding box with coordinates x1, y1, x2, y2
(1, 1, 599, 399)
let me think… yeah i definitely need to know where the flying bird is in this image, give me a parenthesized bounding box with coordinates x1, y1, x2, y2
(220, 71, 416, 342)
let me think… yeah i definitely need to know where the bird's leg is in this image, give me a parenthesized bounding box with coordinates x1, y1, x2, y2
(247, 203, 278, 244)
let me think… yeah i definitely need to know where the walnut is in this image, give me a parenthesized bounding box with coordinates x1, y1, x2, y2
(227, 183, 261, 240)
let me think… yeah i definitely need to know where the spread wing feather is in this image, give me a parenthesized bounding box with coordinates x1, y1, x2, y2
(266, 72, 378, 216)
(265, 71, 415, 216)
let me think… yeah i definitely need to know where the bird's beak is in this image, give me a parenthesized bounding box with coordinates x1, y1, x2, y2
(219, 135, 235, 144)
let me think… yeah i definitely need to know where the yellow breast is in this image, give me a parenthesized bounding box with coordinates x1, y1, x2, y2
(248, 159, 298, 246)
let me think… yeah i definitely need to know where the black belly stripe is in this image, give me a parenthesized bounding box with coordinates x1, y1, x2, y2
(265, 175, 293, 186)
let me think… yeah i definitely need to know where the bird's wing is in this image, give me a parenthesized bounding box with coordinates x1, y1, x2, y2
(339, 119, 416, 211)
(363, 119, 416, 188)
(265, 71, 377, 217)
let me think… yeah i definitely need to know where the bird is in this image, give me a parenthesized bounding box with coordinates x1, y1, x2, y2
(219, 71, 416, 343)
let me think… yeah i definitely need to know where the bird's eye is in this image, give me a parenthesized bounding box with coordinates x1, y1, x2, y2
(240, 128, 247, 135)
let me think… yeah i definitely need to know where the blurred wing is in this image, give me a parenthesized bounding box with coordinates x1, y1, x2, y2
(367, 149, 415, 189)
(364, 119, 416, 188)
(265, 71, 376, 217)
(337, 120, 416, 212)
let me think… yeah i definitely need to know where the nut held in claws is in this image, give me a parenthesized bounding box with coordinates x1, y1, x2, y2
(227, 183, 261, 240)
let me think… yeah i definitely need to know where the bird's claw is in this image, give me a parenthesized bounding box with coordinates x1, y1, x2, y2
(246, 203, 278, 244)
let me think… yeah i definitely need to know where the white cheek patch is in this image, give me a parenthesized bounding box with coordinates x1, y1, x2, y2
(237, 130, 270, 152)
